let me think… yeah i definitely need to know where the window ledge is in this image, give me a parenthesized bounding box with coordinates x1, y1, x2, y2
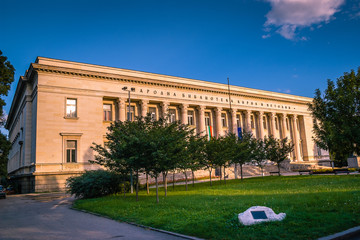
(64, 116, 79, 120)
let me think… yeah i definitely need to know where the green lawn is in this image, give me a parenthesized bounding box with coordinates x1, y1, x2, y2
(74, 175, 360, 240)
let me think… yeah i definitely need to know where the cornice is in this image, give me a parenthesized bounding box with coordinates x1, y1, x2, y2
(32, 62, 312, 105)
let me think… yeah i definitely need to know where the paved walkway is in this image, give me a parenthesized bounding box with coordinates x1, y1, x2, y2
(0, 193, 187, 240)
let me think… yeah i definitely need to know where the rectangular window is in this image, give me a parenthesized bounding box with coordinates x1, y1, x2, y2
(188, 110, 194, 125)
(103, 104, 112, 121)
(263, 117, 267, 129)
(236, 115, 240, 128)
(149, 107, 157, 120)
(127, 106, 135, 121)
(205, 112, 211, 126)
(66, 140, 77, 163)
(169, 109, 176, 123)
(66, 98, 77, 118)
(221, 113, 227, 127)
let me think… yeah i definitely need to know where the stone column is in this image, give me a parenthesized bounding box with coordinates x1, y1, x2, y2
(292, 114, 302, 161)
(117, 98, 126, 122)
(197, 105, 206, 136)
(231, 109, 237, 134)
(180, 104, 188, 124)
(244, 110, 252, 133)
(161, 102, 169, 118)
(270, 112, 276, 137)
(215, 107, 222, 137)
(280, 113, 287, 139)
(140, 100, 148, 117)
(257, 111, 264, 139)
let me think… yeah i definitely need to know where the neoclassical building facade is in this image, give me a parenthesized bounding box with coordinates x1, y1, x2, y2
(6, 57, 319, 192)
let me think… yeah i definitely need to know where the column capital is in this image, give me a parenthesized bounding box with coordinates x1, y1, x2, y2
(230, 109, 237, 115)
(140, 99, 149, 105)
(161, 101, 169, 107)
(117, 98, 126, 106)
(180, 104, 189, 110)
(215, 107, 222, 114)
(197, 105, 206, 111)
(257, 111, 264, 116)
(245, 110, 252, 115)
(270, 112, 276, 118)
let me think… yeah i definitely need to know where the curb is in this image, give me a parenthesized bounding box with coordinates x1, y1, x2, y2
(70, 207, 203, 240)
(318, 226, 360, 240)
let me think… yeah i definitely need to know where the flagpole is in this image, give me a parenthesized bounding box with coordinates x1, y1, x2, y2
(227, 77, 232, 111)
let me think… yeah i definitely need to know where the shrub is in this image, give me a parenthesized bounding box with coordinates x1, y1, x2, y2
(66, 170, 122, 199)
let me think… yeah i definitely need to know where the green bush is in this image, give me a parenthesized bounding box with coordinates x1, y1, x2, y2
(66, 170, 123, 199)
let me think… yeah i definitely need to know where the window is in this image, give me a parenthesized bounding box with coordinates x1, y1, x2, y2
(149, 107, 157, 120)
(169, 109, 176, 123)
(188, 110, 194, 125)
(205, 112, 211, 126)
(103, 104, 112, 121)
(263, 116, 267, 129)
(127, 106, 135, 121)
(221, 113, 227, 127)
(66, 98, 77, 118)
(236, 115, 241, 128)
(66, 140, 77, 163)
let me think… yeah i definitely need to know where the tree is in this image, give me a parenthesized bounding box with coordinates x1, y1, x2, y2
(178, 134, 205, 190)
(308, 68, 360, 166)
(252, 137, 267, 177)
(265, 136, 294, 175)
(92, 114, 192, 203)
(228, 132, 254, 180)
(0, 51, 15, 179)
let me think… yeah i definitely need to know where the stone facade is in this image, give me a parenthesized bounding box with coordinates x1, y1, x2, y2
(6, 57, 321, 193)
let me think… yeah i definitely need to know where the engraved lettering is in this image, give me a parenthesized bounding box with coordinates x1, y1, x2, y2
(167, 92, 170, 96)
(154, 90, 157, 94)
(147, 89, 150, 93)
(140, 89, 143, 93)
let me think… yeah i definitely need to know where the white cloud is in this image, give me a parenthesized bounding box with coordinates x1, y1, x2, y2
(264, 0, 345, 40)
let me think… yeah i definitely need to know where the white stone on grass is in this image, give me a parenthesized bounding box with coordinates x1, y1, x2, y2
(238, 206, 286, 226)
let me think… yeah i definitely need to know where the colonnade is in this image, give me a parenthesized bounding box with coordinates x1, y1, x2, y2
(114, 98, 305, 161)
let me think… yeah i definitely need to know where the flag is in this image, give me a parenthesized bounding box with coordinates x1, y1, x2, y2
(238, 127, 242, 140)
(207, 125, 213, 141)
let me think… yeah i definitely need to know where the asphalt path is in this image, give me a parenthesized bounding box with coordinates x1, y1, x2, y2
(0, 193, 187, 240)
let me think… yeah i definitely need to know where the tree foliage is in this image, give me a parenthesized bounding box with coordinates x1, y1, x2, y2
(264, 135, 294, 175)
(0, 50, 15, 178)
(227, 132, 255, 180)
(308, 68, 360, 165)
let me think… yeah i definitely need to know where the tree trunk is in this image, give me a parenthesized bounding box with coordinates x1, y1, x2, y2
(261, 167, 264, 177)
(136, 170, 139, 201)
(234, 163, 238, 179)
(209, 169, 212, 186)
(184, 171, 188, 191)
(277, 163, 281, 176)
(146, 173, 149, 195)
(123, 177, 126, 198)
(192, 170, 195, 187)
(219, 166, 222, 184)
(173, 172, 175, 190)
(240, 164, 243, 180)
(155, 176, 159, 203)
(223, 166, 226, 184)
(163, 172, 168, 197)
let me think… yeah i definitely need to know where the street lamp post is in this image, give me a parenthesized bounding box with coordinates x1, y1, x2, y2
(122, 86, 135, 193)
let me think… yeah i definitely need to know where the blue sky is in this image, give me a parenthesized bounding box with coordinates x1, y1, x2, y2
(1, 0, 360, 116)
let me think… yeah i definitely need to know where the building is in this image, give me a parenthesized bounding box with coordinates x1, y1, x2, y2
(6, 57, 318, 193)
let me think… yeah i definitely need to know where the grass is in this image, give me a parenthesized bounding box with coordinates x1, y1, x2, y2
(73, 175, 360, 240)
